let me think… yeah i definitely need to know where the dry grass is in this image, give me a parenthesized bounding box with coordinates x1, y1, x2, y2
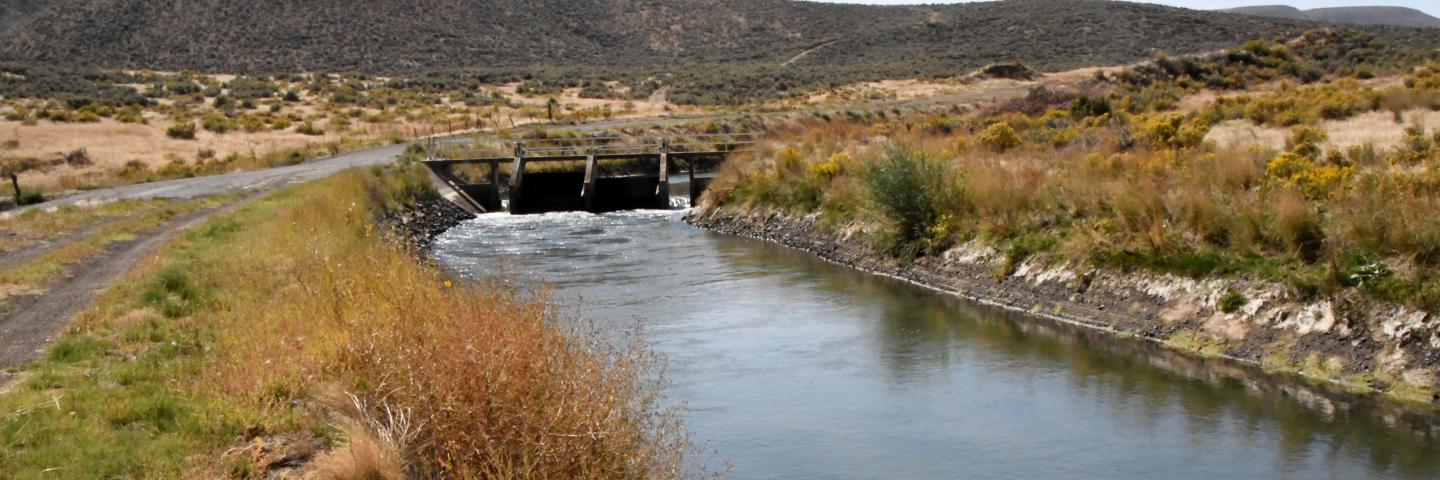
(0, 118, 397, 193)
(706, 78, 1440, 309)
(1207, 109, 1440, 151)
(0, 167, 699, 478)
(0, 198, 175, 252)
(497, 83, 683, 118)
(198, 169, 696, 478)
(309, 423, 405, 480)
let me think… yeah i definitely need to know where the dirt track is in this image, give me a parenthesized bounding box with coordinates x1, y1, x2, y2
(0, 145, 420, 381)
(6, 144, 406, 217)
(0, 201, 249, 383)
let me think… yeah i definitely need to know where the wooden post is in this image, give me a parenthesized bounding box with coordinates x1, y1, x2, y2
(581, 149, 597, 211)
(489, 159, 501, 209)
(510, 142, 526, 213)
(656, 138, 670, 204)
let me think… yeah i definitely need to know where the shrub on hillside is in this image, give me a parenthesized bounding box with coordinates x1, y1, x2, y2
(863, 145, 961, 259)
(201, 113, 233, 133)
(296, 121, 325, 136)
(979, 123, 1021, 151)
(166, 122, 197, 140)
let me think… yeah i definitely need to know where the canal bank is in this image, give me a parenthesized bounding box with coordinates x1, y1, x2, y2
(684, 207, 1440, 406)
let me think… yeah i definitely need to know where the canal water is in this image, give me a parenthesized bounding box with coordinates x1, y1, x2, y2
(432, 209, 1440, 480)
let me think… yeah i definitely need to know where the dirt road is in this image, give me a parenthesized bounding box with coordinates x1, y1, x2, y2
(7, 144, 406, 216)
(0, 201, 250, 383)
(0, 141, 413, 377)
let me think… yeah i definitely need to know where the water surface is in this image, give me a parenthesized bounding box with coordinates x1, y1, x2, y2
(433, 209, 1440, 480)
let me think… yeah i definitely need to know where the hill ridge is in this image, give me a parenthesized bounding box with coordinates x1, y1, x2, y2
(1, 0, 1438, 74)
(1223, 4, 1440, 28)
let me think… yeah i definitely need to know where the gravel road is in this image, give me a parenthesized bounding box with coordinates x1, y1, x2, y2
(7, 144, 406, 216)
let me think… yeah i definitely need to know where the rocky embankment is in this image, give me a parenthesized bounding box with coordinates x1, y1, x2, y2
(381, 193, 475, 251)
(686, 207, 1440, 406)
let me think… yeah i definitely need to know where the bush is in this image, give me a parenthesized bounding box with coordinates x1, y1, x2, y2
(62, 148, 91, 167)
(115, 107, 147, 124)
(16, 190, 45, 206)
(296, 121, 324, 136)
(200, 113, 232, 133)
(863, 145, 959, 258)
(979, 123, 1021, 151)
(1138, 113, 1210, 149)
(166, 122, 197, 140)
(1071, 96, 1112, 119)
(118, 159, 150, 179)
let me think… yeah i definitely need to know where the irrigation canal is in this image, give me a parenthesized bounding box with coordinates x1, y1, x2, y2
(433, 208, 1440, 480)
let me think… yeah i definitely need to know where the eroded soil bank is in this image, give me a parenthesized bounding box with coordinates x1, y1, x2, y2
(686, 207, 1440, 407)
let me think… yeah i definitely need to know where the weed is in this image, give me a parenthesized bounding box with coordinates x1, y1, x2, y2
(1219, 290, 1248, 313)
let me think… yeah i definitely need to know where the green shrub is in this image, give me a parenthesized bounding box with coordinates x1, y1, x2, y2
(1071, 96, 1112, 119)
(863, 145, 959, 259)
(200, 113, 232, 134)
(16, 190, 45, 206)
(115, 107, 147, 124)
(165, 122, 196, 140)
(1219, 290, 1248, 313)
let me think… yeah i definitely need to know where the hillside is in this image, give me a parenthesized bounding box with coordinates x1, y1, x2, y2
(1224, 5, 1440, 28)
(3, 0, 1438, 74)
(0, 0, 48, 35)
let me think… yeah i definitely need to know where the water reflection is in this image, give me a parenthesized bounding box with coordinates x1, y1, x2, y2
(434, 210, 1440, 479)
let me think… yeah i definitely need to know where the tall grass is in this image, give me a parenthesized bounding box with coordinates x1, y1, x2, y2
(701, 70, 1440, 311)
(0, 165, 697, 478)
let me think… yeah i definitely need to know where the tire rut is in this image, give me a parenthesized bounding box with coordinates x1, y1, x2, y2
(0, 198, 251, 384)
(0, 214, 140, 273)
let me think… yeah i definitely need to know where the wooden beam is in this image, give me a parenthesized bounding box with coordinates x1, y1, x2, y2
(657, 138, 670, 200)
(489, 159, 501, 210)
(510, 143, 526, 213)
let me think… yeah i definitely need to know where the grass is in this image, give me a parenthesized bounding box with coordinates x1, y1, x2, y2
(0, 198, 224, 305)
(0, 199, 180, 253)
(0, 165, 697, 478)
(703, 56, 1440, 313)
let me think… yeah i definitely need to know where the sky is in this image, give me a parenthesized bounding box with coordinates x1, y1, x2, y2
(826, 1, 1440, 17)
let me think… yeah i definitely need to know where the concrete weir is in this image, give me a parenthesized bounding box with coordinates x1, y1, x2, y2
(422, 134, 752, 214)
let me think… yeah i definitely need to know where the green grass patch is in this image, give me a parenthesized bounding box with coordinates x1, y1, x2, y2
(0, 198, 223, 303)
(0, 197, 290, 477)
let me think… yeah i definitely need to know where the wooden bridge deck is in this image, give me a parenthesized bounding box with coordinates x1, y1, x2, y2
(422, 133, 754, 214)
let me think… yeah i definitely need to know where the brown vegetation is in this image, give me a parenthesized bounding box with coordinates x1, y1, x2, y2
(704, 44, 1440, 312)
(0, 167, 700, 478)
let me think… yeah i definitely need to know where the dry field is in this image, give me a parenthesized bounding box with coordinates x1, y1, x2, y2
(1207, 108, 1440, 151)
